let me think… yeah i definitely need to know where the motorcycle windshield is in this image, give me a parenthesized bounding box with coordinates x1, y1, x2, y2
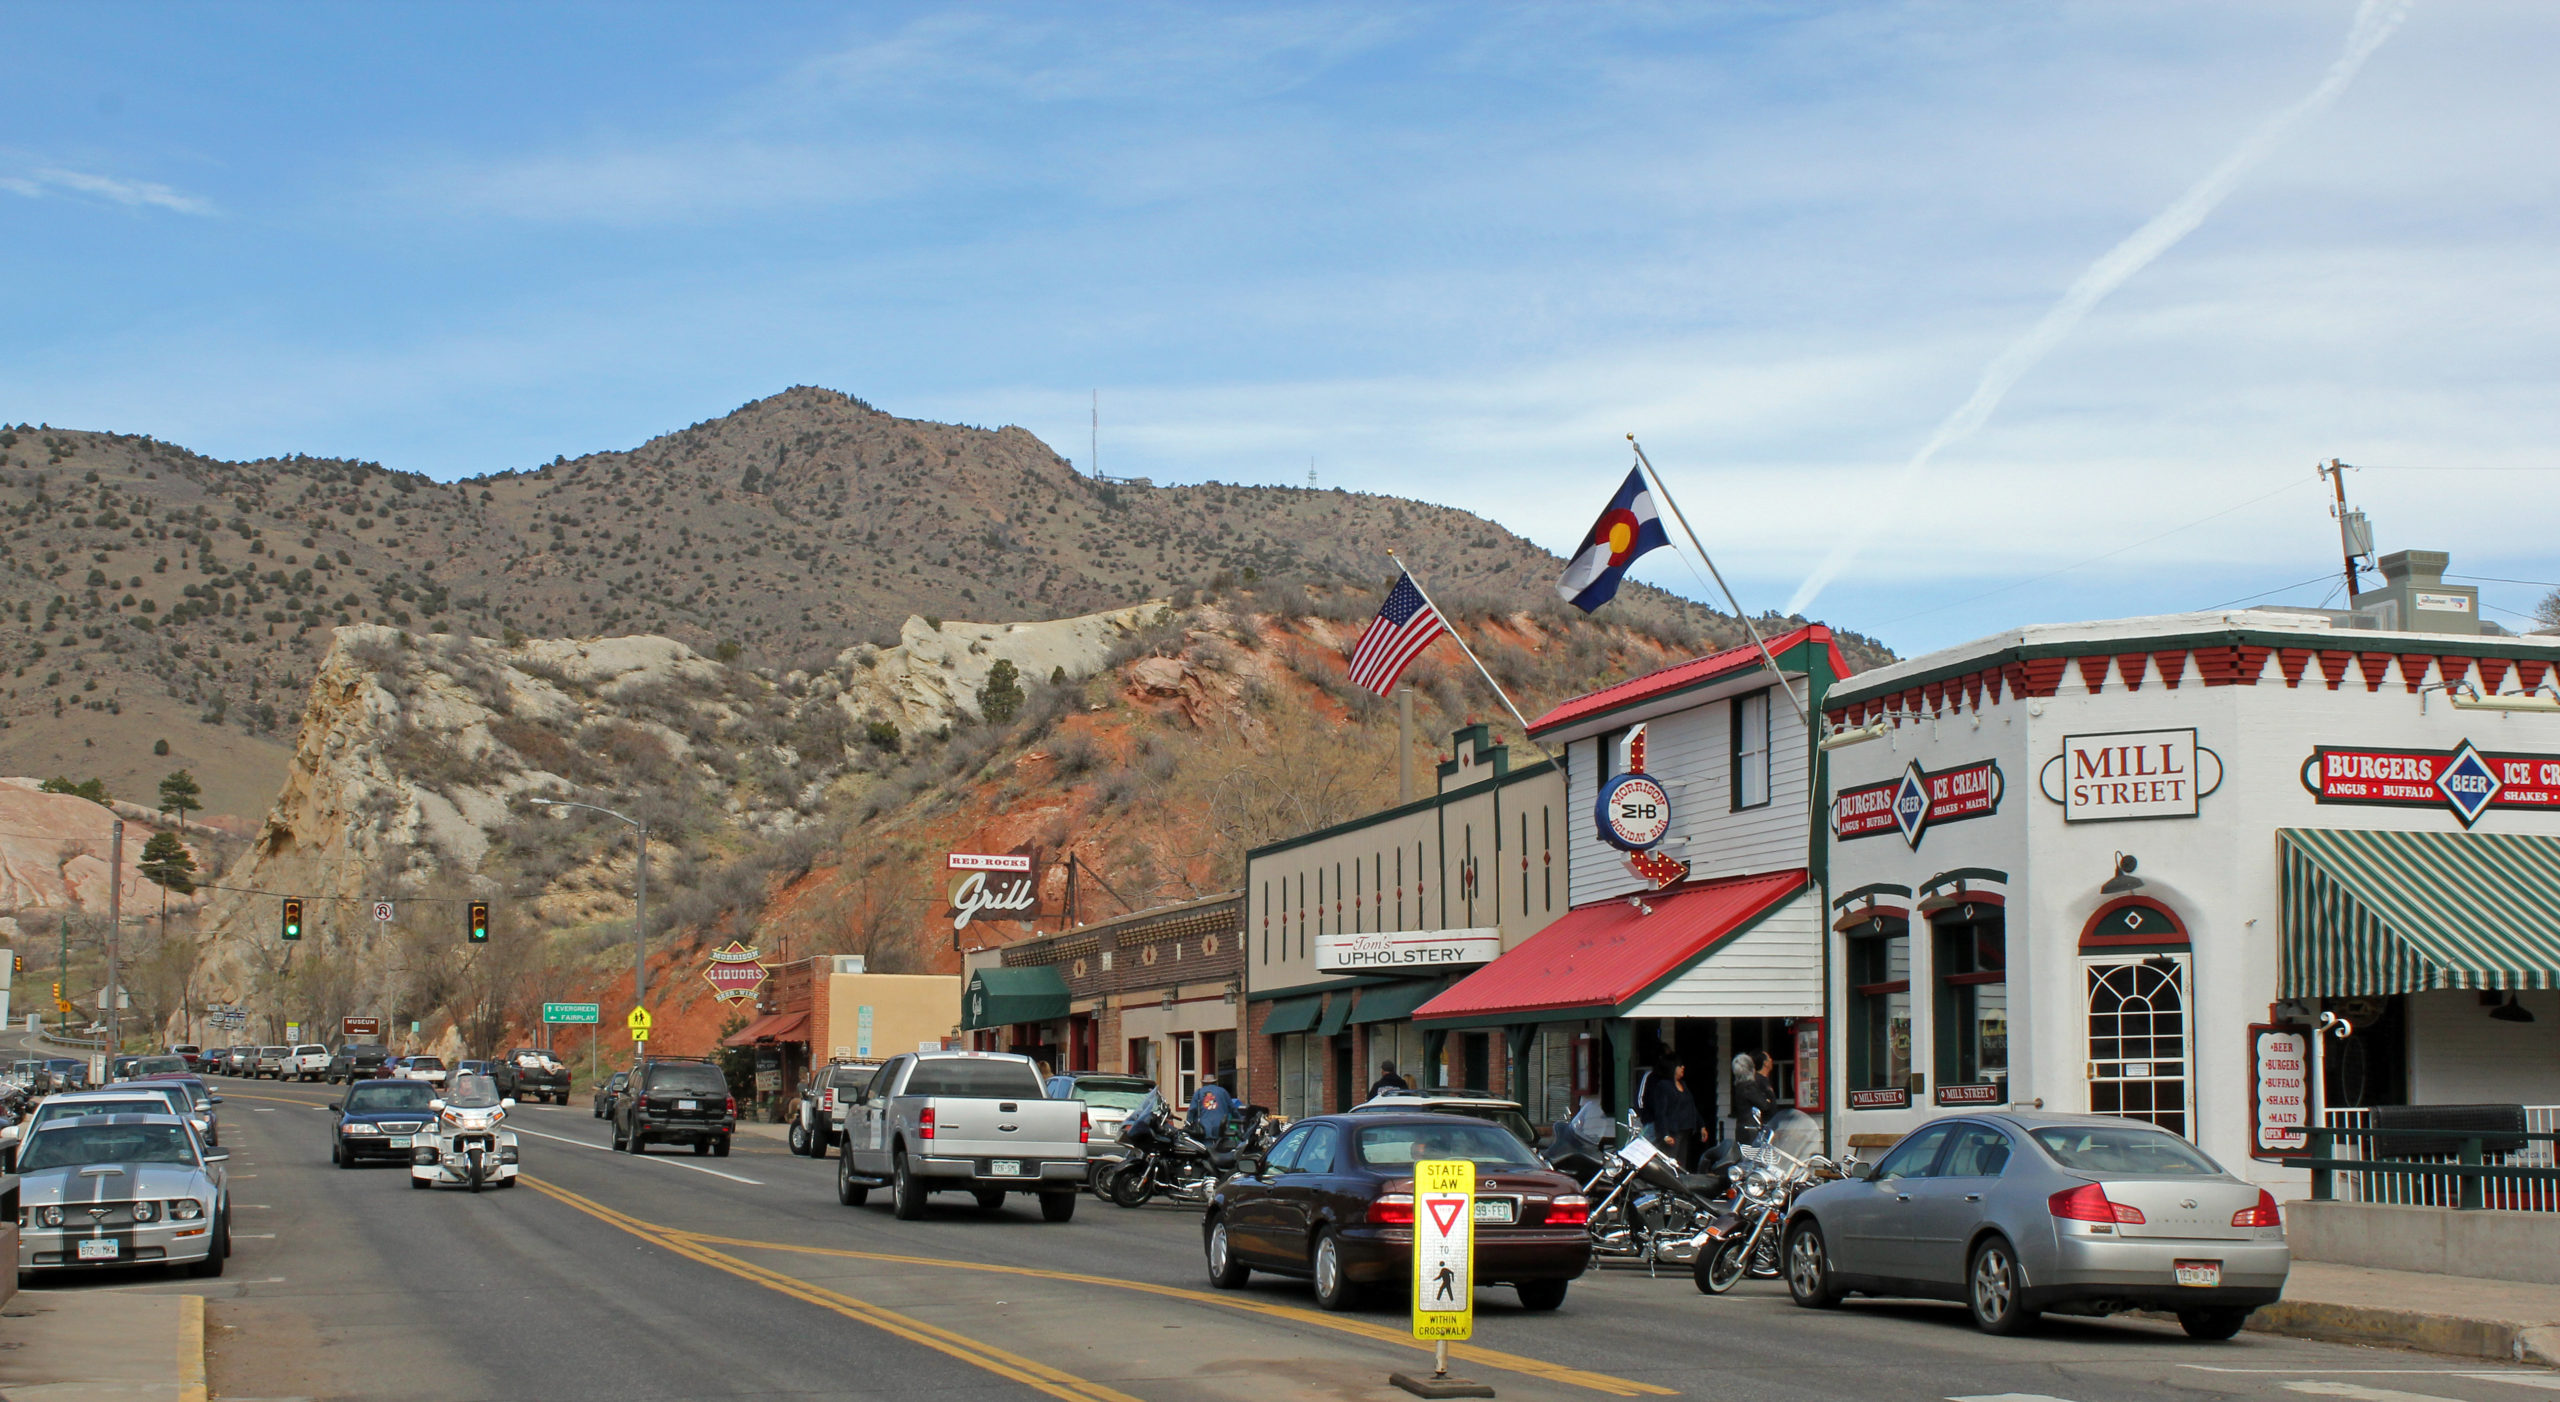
(1118, 1092, 1166, 1141)
(1758, 1110, 1822, 1165)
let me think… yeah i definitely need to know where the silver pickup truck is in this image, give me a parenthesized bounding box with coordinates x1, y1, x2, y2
(833, 1051, 1087, 1222)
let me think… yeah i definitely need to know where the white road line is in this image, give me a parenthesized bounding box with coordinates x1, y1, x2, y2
(250, 1108, 276, 1114)
(1951, 1394, 2081, 1402)
(2285, 1383, 2469, 1402)
(2188, 1370, 2552, 1376)
(509, 1125, 762, 1185)
(2465, 1378, 2560, 1391)
(234, 1233, 277, 1239)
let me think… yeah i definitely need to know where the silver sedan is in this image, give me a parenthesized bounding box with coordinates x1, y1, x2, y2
(1783, 1111, 2287, 1338)
(16, 1113, 231, 1279)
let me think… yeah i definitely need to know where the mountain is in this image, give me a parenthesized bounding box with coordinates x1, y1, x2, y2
(0, 389, 1871, 826)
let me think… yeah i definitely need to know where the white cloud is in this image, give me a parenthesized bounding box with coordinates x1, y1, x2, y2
(3, 166, 215, 215)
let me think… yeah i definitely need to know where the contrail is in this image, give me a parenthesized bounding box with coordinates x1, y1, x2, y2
(1786, 0, 2413, 616)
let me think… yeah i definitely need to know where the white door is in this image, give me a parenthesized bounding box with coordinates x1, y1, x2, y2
(2081, 954, 2193, 1139)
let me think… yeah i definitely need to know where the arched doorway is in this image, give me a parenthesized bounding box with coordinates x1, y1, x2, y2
(2079, 897, 2192, 1138)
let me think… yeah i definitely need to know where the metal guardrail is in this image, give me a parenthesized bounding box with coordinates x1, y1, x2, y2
(2282, 1125, 2560, 1211)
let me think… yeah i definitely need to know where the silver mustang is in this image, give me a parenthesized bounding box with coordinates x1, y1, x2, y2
(1783, 1111, 2287, 1338)
(16, 1113, 231, 1279)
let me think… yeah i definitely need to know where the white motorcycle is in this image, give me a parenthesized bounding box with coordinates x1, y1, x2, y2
(410, 1072, 520, 1193)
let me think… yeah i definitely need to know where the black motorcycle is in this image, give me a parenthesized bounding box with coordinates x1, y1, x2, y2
(1548, 1103, 1739, 1272)
(1104, 1093, 1274, 1207)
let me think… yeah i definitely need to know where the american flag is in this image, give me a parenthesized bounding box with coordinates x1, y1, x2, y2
(1345, 572, 1450, 696)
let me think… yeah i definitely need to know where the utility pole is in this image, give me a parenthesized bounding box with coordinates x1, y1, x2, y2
(2321, 459, 2370, 603)
(105, 821, 122, 1058)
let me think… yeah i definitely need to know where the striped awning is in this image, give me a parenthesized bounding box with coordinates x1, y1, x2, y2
(2278, 828, 2560, 996)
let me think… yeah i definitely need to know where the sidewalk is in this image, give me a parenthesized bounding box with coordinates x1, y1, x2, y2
(0, 1290, 206, 1402)
(2246, 1261, 2560, 1365)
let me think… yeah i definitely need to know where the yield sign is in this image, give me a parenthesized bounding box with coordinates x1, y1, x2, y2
(1424, 1196, 1466, 1236)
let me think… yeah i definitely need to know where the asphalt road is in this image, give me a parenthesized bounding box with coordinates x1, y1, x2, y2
(17, 1071, 2560, 1402)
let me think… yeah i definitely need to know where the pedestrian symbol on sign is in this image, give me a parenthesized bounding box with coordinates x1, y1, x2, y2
(373, 902, 394, 923)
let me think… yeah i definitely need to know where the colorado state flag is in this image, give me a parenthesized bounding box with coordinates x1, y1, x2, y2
(1556, 466, 1669, 612)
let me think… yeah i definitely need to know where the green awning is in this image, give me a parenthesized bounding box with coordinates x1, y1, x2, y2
(962, 965, 1071, 1031)
(1348, 977, 1449, 1025)
(2279, 828, 2560, 996)
(1315, 991, 1356, 1038)
(1258, 995, 1323, 1036)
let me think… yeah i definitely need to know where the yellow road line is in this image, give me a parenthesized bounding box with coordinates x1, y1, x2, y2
(522, 1176, 1140, 1402)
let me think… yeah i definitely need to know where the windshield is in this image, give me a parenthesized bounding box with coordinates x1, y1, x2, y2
(1756, 1109, 1825, 1164)
(20, 1122, 199, 1171)
(409, 1057, 446, 1070)
(134, 1055, 188, 1076)
(903, 1058, 1044, 1099)
(294, 1045, 325, 1056)
(646, 1064, 730, 1097)
(2032, 1124, 2225, 1176)
(1356, 1121, 1541, 1170)
(1357, 1101, 1537, 1146)
(827, 1067, 877, 1092)
(447, 1073, 502, 1107)
(346, 1083, 438, 1113)
(34, 1100, 166, 1127)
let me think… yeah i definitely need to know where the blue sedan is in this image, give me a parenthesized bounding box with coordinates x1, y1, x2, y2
(333, 1080, 442, 1167)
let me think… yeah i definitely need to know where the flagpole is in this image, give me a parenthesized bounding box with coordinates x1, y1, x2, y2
(1626, 436, 1811, 726)
(1387, 550, 1558, 765)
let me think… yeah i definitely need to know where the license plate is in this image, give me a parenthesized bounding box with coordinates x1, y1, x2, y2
(389, 1136, 412, 1148)
(678, 1099, 699, 1111)
(2175, 1259, 2221, 1288)
(992, 1159, 1024, 1177)
(1475, 1199, 1515, 1224)
(76, 1238, 119, 1261)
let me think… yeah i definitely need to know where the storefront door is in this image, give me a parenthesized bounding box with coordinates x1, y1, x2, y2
(2082, 954, 2192, 1138)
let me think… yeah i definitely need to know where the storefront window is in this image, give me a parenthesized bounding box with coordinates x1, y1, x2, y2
(1731, 689, 1771, 810)
(1848, 921, 1912, 1092)
(1278, 1034, 1309, 1117)
(1934, 911, 2008, 1089)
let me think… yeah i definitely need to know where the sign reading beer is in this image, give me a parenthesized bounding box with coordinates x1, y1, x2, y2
(702, 941, 770, 1003)
(947, 851, 1041, 930)
(2301, 741, 2560, 828)
(1315, 927, 1500, 972)
(1833, 759, 2003, 848)
(2249, 1024, 2311, 1159)
(2039, 728, 2223, 822)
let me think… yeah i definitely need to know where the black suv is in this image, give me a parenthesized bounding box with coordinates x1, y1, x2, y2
(325, 1044, 390, 1083)
(610, 1058, 736, 1157)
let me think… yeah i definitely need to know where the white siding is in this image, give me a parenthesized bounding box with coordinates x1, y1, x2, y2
(2407, 989, 2560, 1105)
(1567, 679, 1813, 907)
(1621, 889, 1823, 1019)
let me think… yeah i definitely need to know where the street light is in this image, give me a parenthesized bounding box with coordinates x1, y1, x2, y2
(526, 798, 651, 1008)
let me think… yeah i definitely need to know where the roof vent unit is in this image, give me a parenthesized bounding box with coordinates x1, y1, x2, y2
(833, 955, 867, 976)
(2355, 550, 2479, 637)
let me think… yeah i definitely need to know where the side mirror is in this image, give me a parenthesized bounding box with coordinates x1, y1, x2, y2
(1852, 1161, 1878, 1181)
(1237, 1152, 1265, 1177)
(500, 1098, 516, 1109)
(209, 1095, 223, 1105)
(205, 1151, 230, 1163)
(429, 1099, 446, 1112)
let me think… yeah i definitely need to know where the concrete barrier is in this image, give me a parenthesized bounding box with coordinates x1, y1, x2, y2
(2288, 1200, 2560, 1284)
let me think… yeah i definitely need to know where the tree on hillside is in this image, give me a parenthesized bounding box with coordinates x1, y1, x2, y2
(977, 659, 1024, 725)
(138, 831, 197, 897)
(157, 770, 202, 828)
(39, 776, 110, 805)
(2537, 588, 2559, 633)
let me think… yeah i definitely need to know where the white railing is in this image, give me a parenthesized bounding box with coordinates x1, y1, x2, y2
(2318, 1105, 2560, 1212)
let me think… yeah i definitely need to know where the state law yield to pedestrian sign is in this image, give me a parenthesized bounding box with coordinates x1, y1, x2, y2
(1412, 1158, 1474, 1341)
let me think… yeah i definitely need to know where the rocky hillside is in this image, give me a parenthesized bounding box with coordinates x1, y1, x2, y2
(1, 390, 1867, 829)
(186, 583, 1758, 1057)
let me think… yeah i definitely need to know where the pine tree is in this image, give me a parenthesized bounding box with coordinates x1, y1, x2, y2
(977, 659, 1024, 725)
(139, 830, 197, 896)
(158, 769, 202, 827)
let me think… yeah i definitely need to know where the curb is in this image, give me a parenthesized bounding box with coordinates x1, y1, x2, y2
(179, 1295, 207, 1402)
(2245, 1298, 2560, 1366)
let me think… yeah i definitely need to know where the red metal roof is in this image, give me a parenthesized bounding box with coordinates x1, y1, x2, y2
(1412, 869, 1808, 1023)
(721, 1010, 809, 1047)
(1527, 624, 1846, 737)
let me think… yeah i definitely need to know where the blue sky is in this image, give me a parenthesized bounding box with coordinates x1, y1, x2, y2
(4, 2, 2554, 655)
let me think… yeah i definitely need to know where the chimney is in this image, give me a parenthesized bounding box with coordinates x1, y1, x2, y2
(2357, 550, 2479, 636)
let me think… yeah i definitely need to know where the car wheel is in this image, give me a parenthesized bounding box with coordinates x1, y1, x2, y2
(974, 1188, 1007, 1212)
(808, 1131, 827, 1162)
(1696, 1237, 1748, 1295)
(1205, 1216, 1250, 1287)
(185, 1218, 229, 1278)
(892, 1151, 927, 1220)
(1785, 1220, 1843, 1309)
(693, 1140, 710, 1157)
(789, 1120, 809, 1156)
(330, 1143, 343, 1168)
(713, 1137, 731, 1159)
(1311, 1231, 1361, 1312)
(1968, 1236, 2036, 1336)
(836, 1152, 868, 1207)
(1039, 1191, 1077, 1223)
(2179, 1308, 2252, 1341)
(1515, 1279, 1568, 1311)
(410, 1173, 432, 1190)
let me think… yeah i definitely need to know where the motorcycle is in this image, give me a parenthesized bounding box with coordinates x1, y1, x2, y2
(1102, 1093, 1275, 1207)
(1693, 1109, 1849, 1294)
(1547, 1102, 1739, 1272)
(410, 1072, 520, 1193)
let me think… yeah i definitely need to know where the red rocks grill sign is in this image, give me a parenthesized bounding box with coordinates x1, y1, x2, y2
(1833, 759, 2004, 849)
(702, 941, 770, 1004)
(2301, 742, 2560, 828)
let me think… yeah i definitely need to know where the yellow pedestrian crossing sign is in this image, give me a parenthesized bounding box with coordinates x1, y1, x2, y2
(1411, 1158, 1474, 1341)
(627, 1006, 652, 1042)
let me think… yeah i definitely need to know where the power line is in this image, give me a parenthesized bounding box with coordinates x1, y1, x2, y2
(2341, 464, 2560, 472)
(2210, 573, 2340, 609)
(2449, 573, 2560, 589)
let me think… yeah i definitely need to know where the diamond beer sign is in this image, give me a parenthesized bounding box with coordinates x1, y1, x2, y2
(702, 941, 771, 1003)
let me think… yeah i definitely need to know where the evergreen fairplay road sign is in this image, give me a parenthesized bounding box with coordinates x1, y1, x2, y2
(542, 1003, 600, 1025)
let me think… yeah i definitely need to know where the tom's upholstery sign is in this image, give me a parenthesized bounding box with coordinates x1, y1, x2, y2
(2301, 743, 2560, 828)
(1315, 928, 1499, 972)
(1833, 759, 2003, 848)
(2039, 728, 2224, 822)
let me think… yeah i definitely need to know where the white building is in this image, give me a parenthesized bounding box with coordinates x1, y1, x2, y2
(1819, 572, 2560, 1185)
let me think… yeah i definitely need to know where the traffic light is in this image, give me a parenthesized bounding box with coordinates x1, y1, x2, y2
(11, 954, 21, 974)
(467, 901, 489, 943)
(281, 897, 303, 941)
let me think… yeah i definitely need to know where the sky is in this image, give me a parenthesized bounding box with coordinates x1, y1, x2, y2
(4, 1, 2555, 657)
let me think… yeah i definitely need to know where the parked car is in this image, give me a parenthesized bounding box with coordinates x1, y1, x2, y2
(218, 1047, 255, 1077)
(611, 1058, 736, 1157)
(1781, 1112, 2289, 1338)
(1349, 1088, 1540, 1146)
(15, 1112, 229, 1279)
(134, 1075, 222, 1147)
(331, 1078, 441, 1168)
(1, 1087, 195, 1171)
(108, 1054, 143, 1082)
(789, 1061, 880, 1158)
(43, 1058, 88, 1091)
(1204, 1112, 1591, 1311)
(8, 1060, 54, 1095)
(252, 1046, 291, 1079)
(325, 1044, 389, 1082)
(288, 1044, 332, 1081)
(835, 1050, 1087, 1221)
(1042, 1073, 1155, 1165)
(168, 1045, 204, 1072)
(493, 1047, 570, 1105)
(591, 1070, 630, 1120)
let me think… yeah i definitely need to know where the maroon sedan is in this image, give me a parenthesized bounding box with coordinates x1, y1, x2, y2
(1204, 1112, 1592, 1311)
